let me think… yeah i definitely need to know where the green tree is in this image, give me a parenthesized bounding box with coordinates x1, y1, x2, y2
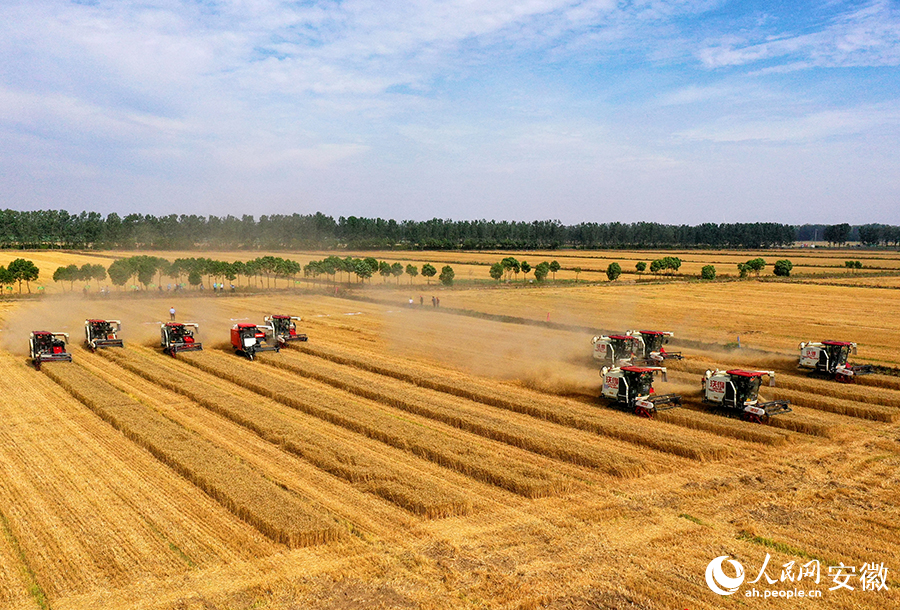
(355, 259, 374, 282)
(773, 260, 793, 277)
(573, 267, 582, 282)
(549, 260, 560, 280)
(737, 263, 750, 278)
(188, 269, 202, 287)
(378, 261, 392, 283)
(107, 259, 134, 288)
(489, 262, 504, 282)
(520, 261, 531, 282)
(745, 258, 766, 277)
(635, 261, 646, 275)
(390, 262, 404, 283)
(606, 262, 622, 281)
(0, 266, 13, 293)
(8, 258, 39, 293)
(533, 261, 550, 282)
(650, 259, 662, 275)
(405, 263, 418, 284)
(439, 265, 455, 286)
(421, 263, 437, 284)
(701, 264, 716, 280)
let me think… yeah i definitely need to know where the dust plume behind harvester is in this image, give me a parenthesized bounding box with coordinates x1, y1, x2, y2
(600, 365, 682, 418)
(798, 340, 873, 382)
(84, 319, 124, 351)
(230, 323, 280, 360)
(701, 369, 791, 423)
(29, 331, 72, 370)
(264, 315, 308, 345)
(161, 322, 203, 357)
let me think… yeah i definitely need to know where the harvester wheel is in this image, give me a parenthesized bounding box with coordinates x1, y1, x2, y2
(247, 351, 255, 361)
(742, 412, 763, 424)
(33, 359, 40, 371)
(836, 373, 852, 383)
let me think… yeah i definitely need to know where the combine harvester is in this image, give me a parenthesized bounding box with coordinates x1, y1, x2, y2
(230, 323, 280, 361)
(29, 331, 72, 370)
(591, 334, 639, 366)
(600, 365, 682, 418)
(84, 319, 124, 351)
(798, 340, 873, 383)
(701, 369, 791, 423)
(592, 330, 682, 366)
(628, 330, 683, 364)
(160, 322, 203, 357)
(264, 315, 308, 346)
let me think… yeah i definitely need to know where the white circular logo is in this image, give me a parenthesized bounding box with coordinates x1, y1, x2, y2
(705, 556, 745, 595)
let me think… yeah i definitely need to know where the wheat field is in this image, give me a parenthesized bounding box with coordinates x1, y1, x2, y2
(0, 250, 897, 609)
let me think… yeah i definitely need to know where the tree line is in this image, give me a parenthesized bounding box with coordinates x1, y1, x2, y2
(2, 209, 895, 250)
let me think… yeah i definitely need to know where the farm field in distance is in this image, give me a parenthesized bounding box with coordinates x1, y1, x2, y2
(0, 248, 898, 609)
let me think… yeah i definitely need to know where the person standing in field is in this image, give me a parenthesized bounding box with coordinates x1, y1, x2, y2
(169, 307, 176, 321)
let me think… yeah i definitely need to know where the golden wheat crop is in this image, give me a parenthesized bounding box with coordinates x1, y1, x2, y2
(99, 348, 470, 518)
(293, 342, 730, 461)
(42, 363, 340, 547)
(260, 349, 654, 477)
(179, 350, 576, 498)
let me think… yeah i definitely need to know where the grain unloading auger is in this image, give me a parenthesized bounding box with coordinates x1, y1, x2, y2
(30, 331, 72, 370)
(160, 322, 202, 357)
(264, 315, 308, 345)
(798, 341, 873, 383)
(231, 323, 279, 360)
(84, 319, 123, 351)
(600, 365, 681, 418)
(701, 369, 791, 423)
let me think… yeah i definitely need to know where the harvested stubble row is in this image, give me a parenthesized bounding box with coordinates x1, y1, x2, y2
(291, 343, 729, 461)
(258, 350, 655, 477)
(856, 374, 900, 391)
(179, 351, 574, 498)
(654, 406, 789, 445)
(668, 358, 898, 422)
(99, 348, 470, 518)
(42, 363, 340, 547)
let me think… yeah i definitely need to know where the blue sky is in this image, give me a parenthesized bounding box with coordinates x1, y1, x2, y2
(1, 0, 898, 224)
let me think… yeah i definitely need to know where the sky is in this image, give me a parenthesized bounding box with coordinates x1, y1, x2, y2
(1, 0, 899, 225)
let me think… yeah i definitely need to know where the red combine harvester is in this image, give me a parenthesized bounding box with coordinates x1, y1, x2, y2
(84, 319, 124, 351)
(30, 331, 72, 370)
(264, 315, 308, 345)
(701, 369, 791, 423)
(628, 330, 683, 364)
(798, 340, 873, 383)
(591, 334, 639, 366)
(160, 322, 202, 357)
(230, 323, 279, 360)
(600, 365, 682, 418)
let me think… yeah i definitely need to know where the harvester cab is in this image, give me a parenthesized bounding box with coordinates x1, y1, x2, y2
(628, 330, 683, 363)
(798, 340, 873, 382)
(161, 322, 202, 357)
(231, 323, 279, 360)
(84, 319, 123, 351)
(592, 334, 638, 366)
(600, 365, 681, 418)
(264, 315, 308, 345)
(702, 369, 791, 423)
(30, 331, 72, 370)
